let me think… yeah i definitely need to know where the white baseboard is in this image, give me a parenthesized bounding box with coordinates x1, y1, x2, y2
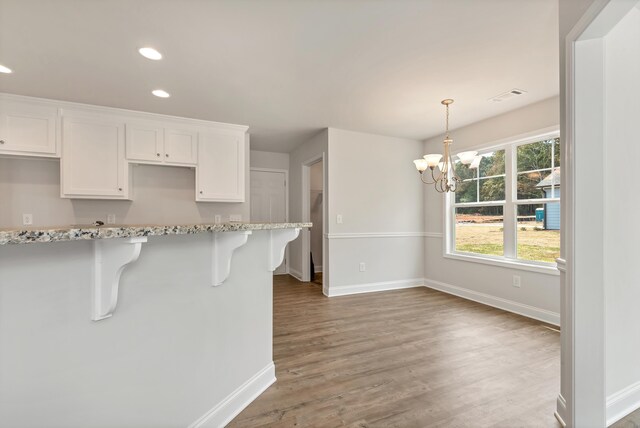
(289, 267, 303, 281)
(314, 265, 322, 273)
(555, 394, 567, 427)
(327, 278, 424, 297)
(189, 362, 276, 428)
(607, 380, 640, 426)
(424, 278, 560, 326)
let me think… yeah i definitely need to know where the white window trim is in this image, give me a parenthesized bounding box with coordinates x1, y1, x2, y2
(444, 127, 561, 275)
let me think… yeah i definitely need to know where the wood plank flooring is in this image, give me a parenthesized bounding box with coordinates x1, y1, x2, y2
(228, 275, 561, 427)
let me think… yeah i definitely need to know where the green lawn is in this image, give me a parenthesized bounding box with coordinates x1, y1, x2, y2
(456, 225, 560, 263)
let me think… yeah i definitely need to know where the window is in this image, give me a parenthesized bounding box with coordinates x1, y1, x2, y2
(447, 133, 560, 268)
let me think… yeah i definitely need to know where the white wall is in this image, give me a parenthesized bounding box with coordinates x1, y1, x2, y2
(288, 129, 328, 278)
(310, 161, 323, 271)
(250, 150, 289, 171)
(0, 141, 250, 228)
(604, 3, 640, 416)
(326, 128, 424, 296)
(0, 231, 275, 427)
(423, 96, 561, 324)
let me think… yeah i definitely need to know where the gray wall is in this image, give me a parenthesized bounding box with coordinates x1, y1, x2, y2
(250, 150, 290, 171)
(0, 138, 250, 228)
(423, 96, 561, 322)
(0, 231, 274, 427)
(327, 128, 425, 294)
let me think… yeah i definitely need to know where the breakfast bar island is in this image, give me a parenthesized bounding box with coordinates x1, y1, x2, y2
(0, 222, 310, 428)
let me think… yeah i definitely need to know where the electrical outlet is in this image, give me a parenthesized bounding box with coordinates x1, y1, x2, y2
(229, 214, 242, 222)
(106, 214, 116, 224)
(214, 215, 222, 224)
(513, 275, 521, 288)
(359, 262, 366, 272)
(22, 213, 33, 226)
(337, 214, 343, 224)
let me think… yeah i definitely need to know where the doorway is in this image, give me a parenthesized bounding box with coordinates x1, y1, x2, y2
(301, 153, 326, 291)
(309, 161, 323, 285)
(250, 168, 288, 275)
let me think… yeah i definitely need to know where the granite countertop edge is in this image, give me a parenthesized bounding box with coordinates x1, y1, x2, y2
(0, 222, 312, 245)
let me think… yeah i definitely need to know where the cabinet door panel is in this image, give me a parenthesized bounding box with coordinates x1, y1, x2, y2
(126, 123, 163, 162)
(197, 132, 245, 202)
(164, 128, 197, 165)
(61, 115, 127, 198)
(0, 98, 57, 156)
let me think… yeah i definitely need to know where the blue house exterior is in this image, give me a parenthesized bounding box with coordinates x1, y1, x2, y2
(537, 168, 560, 230)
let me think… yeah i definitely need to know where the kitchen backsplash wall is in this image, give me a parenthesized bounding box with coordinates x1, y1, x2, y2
(0, 151, 250, 228)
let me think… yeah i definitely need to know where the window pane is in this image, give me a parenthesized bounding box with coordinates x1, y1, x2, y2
(517, 170, 552, 199)
(516, 204, 560, 263)
(455, 206, 504, 256)
(455, 179, 477, 203)
(479, 150, 505, 177)
(553, 138, 561, 168)
(479, 176, 505, 201)
(517, 140, 553, 173)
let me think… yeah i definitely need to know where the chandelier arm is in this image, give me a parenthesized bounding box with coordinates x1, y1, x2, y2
(420, 170, 436, 185)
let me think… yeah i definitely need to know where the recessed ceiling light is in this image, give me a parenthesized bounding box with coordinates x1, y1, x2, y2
(138, 47, 162, 60)
(0, 64, 13, 74)
(152, 89, 170, 98)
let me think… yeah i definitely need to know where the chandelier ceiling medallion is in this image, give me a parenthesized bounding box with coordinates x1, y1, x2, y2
(414, 99, 479, 193)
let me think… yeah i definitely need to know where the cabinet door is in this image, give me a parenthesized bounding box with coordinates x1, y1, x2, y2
(164, 128, 197, 165)
(61, 115, 128, 199)
(197, 131, 245, 202)
(0, 97, 58, 157)
(125, 122, 164, 163)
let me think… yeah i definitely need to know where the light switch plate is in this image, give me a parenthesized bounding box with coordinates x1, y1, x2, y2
(214, 215, 222, 224)
(337, 214, 343, 224)
(229, 214, 242, 222)
(107, 214, 116, 224)
(359, 262, 366, 272)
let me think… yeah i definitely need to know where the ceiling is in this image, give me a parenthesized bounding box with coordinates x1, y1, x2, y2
(0, 0, 559, 152)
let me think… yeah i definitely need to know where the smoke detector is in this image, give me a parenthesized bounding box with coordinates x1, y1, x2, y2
(489, 88, 527, 102)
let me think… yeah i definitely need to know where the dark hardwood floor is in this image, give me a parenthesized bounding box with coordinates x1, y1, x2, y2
(228, 275, 561, 427)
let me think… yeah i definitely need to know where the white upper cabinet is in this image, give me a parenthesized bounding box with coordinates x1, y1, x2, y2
(125, 122, 164, 163)
(0, 96, 58, 157)
(61, 113, 129, 199)
(163, 128, 198, 165)
(197, 130, 245, 202)
(125, 123, 198, 166)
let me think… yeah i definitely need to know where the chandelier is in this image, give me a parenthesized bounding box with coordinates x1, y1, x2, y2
(414, 99, 478, 193)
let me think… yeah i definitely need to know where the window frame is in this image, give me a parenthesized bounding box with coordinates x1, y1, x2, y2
(444, 129, 560, 276)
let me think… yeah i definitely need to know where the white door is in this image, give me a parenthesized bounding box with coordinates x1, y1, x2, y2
(251, 169, 287, 274)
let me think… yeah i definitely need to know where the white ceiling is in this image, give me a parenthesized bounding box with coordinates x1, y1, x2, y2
(0, 0, 558, 152)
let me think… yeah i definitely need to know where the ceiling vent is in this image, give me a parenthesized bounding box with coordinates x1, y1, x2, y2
(489, 88, 527, 102)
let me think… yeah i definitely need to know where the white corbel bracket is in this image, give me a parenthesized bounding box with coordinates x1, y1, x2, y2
(212, 231, 252, 286)
(268, 228, 301, 271)
(92, 237, 147, 321)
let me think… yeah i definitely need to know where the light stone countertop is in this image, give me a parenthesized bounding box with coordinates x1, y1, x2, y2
(0, 222, 312, 245)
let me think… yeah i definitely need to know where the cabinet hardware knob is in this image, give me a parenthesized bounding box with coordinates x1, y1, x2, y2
(0, 140, 4, 144)
(200, 191, 203, 194)
(118, 187, 123, 191)
(165, 154, 169, 157)
(156, 153, 160, 156)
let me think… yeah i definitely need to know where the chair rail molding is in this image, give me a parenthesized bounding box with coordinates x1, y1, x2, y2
(212, 231, 252, 286)
(269, 228, 300, 271)
(92, 237, 147, 321)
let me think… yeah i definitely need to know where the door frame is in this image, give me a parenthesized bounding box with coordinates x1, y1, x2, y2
(301, 153, 326, 287)
(250, 167, 289, 274)
(560, 0, 638, 426)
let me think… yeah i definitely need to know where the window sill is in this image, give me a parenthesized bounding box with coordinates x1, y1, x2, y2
(443, 252, 560, 276)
